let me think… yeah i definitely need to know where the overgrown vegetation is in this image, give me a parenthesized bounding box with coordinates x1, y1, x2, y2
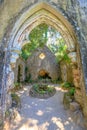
(68, 87, 75, 96)
(61, 81, 75, 96)
(61, 82, 74, 89)
(21, 23, 48, 60)
(32, 84, 55, 94)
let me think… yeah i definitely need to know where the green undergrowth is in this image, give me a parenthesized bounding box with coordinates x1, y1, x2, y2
(61, 81, 75, 96)
(32, 83, 55, 94)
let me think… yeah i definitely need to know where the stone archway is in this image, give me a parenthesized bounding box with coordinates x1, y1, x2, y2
(1, 2, 86, 123)
(8, 2, 78, 83)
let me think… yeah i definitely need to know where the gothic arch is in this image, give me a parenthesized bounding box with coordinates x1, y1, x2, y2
(1, 2, 85, 119)
(9, 2, 78, 68)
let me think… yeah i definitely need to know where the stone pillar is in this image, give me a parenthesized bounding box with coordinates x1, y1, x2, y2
(60, 62, 67, 82)
(72, 64, 84, 107)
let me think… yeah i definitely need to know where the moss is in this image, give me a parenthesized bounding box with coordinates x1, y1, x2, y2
(11, 93, 21, 107)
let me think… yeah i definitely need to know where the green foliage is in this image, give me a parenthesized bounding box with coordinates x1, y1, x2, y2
(55, 42, 71, 63)
(48, 37, 64, 54)
(69, 87, 75, 96)
(20, 42, 38, 60)
(20, 23, 70, 64)
(32, 84, 54, 94)
(21, 23, 48, 60)
(14, 82, 21, 86)
(33, 84, 40, 92)
(61, 82, 73, 89)
(29, 23, 48, 47)
(47, 86, 54, 93)
(62, 81, 75, 97)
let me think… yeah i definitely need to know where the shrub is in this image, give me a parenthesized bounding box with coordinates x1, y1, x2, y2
(61, 82, 74, 89)
(33, 84, 39, 92)
(32, 84, 55, 94)
(61, 82, 75, 99)
(69, 87, 75, 96)
(47, 86, 54, 92)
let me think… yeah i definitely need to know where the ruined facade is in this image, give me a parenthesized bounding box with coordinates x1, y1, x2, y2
(0, 0, 87, 127)
(27, 46, 60, 80)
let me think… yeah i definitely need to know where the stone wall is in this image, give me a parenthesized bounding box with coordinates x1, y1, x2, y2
(60, 62, 73, 83)
(0, 0, 87, 127)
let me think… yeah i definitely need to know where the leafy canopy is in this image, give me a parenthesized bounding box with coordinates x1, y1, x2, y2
(20, 23, 70, 63)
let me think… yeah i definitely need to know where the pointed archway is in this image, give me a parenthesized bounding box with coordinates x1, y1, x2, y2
(1, 2, 86, 122)
(9, 2, 78, 78)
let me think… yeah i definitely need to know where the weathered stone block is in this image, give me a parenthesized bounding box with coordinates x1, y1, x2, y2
(74, 89, 84, 107)
(70, 102, 80, 112)
(72, 110, 85, 129)
(6, 94, 12, 109)
(63, 92, 72, 110)
(73, 79, 80, 88)
(68, 52, 77, 63)
(72, 68, 80, 88)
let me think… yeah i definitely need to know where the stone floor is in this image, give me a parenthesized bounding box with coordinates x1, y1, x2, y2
(10, 84, 85, 130)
